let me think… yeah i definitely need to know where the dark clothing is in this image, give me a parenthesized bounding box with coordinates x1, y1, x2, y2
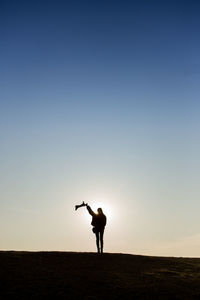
(87, 206, 107, 230)
(95, 231, 104, 254)
(87, 205, 107, 253)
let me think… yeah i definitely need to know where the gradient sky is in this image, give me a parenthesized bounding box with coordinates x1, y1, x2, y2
(1, 0, 200, 256)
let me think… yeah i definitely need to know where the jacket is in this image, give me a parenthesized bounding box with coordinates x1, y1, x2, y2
(87, 206, 107, 230)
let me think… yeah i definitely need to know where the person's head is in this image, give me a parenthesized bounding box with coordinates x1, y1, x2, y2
(97, 208, 103, 214)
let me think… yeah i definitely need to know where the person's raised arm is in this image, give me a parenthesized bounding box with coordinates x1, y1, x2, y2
(86, 205, 95, 216)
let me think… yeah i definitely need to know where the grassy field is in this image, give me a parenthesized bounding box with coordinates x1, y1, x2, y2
(0, 251, 200, 299)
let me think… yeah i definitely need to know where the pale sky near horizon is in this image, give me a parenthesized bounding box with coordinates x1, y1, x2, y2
(1, 0, 200, 257)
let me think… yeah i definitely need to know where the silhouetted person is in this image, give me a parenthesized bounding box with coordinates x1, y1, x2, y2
(86, 205, 107, 253)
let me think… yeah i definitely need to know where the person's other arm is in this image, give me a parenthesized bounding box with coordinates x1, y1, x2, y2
(104, 215, 107, 226)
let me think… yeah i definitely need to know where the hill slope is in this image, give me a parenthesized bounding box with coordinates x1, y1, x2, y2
(0, 251, 200, 299)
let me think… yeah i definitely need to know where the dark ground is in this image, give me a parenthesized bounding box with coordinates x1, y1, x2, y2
(0, 251, 200, 299)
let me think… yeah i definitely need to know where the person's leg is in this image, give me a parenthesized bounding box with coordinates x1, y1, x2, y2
(95, 231, 100, 253)
(100, 230, 104, 253)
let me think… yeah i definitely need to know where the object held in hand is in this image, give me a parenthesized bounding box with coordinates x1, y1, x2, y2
(75, 201, 88, 211)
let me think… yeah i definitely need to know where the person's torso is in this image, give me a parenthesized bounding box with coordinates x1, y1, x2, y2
(92, 214, 106, 228)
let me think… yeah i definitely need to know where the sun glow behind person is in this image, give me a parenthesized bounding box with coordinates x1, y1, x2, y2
(84, 199, 115, 224)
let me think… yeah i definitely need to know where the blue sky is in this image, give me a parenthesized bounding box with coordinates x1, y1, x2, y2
(1, 0, 200, 256)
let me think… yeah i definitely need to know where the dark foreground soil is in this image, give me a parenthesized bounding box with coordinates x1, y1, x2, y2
(0, 251, 200, 299)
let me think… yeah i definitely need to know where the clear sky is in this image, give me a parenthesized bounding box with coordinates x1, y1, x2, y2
(1, 0, 200, 256)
